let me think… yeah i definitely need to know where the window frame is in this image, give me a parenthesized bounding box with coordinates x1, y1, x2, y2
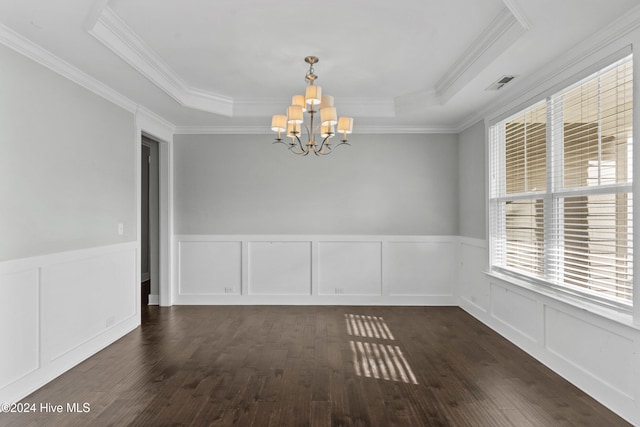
(488, 55, 633, 312)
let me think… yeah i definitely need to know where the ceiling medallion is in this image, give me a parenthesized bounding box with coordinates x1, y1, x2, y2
(271, 56, 353, 156)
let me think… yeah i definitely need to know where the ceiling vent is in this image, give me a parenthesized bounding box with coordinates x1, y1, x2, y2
(486, 75, 518, 91)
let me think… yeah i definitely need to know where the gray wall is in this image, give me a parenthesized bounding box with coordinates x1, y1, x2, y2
(458, 120, 486, 239)
(0, 44, 136, 261)
(174, 133, 459, 235)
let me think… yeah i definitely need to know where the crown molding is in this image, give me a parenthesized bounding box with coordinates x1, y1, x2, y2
(232, 97, 397, 118)
(0, 22, 137, 113)
(477, 3, 640, 125)
(356, 125, 459, 134)
(174, 124, 459, 135)
(136, 105, 176, 138)
(174, 126, 270, 135)
(453, 113, 484, 134)
(502, 0, 532, 30)
(394, 89, 438, 116)
(334, 98, 396, 118)
(89, 7, 403, 119)
(84, 0, 110, 31)
(435, 7, 526, 105)
(89, 6, 233, 116)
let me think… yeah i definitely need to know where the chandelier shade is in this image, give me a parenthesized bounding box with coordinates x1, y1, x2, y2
(292, 95, 307, 112)
(320, 107, 337, 126)
(305, 85, 322, 105)
(271, 115, 287, 132)
(271, 56, 353, 156)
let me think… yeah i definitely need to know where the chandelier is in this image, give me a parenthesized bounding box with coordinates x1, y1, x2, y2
(271, 56, 353, 156)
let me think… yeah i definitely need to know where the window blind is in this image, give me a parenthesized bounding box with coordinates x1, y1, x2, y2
(489, 55, 633, 305)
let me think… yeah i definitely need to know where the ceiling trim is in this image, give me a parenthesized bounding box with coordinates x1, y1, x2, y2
(453, 113, 484, 134)
(502, 0, 532, 30)
(232, 97, 397, 118)
(435, 6, 526, 105)
(174, 124, 460, 135)
(474, 3, 640, 127)
(88, 7, 463, 120)
(136, 105, 176, 136)
(0, 21, 137, 113)
(89, 6, 234, 116)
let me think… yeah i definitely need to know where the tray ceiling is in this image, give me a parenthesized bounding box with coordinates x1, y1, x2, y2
(0, 0, 638, 131)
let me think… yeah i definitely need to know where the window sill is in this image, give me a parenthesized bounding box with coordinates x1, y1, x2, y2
(484, 269, 638, 331)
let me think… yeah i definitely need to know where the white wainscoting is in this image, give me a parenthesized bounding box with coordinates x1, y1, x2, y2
(0, 242, 139, 404)
(458, 236, 640, 426)
(173, 235, 458, 305)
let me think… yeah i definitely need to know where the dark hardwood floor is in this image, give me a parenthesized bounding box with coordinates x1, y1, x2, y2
(0, 306, 630, 426)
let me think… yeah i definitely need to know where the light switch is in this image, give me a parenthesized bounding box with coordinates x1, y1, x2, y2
(118, 223, 124, 235)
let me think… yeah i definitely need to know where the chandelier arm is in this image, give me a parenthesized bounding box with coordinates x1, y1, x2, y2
(289, 143, 305, 155)
(294, 133, 307, 153)
(316, 135, 331, 154)
(302, 122, 312, 144)
(332, 141, 351, 150)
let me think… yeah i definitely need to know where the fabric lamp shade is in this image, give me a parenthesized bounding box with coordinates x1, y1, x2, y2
(287, 105, 304, 124)
(320, 107, 337, 126)
(337, 117, 353, 133)
(319, 95, 334, 109)
(271, 115, 287, 132)
(292, 95, 307, 112)
(305, 85, 322, 105)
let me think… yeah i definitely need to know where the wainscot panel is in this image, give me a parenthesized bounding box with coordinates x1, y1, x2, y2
(386, 241, 455, 296)
(179, 241, 242, 295)
(458, 239, 489, 312)
(0, 242, 139, 404)
(318, 241, 382, 296)
(173, 235, 458, 305)
(457, 237, 640, 426)
(490, 283, 542, 344)
(0, 269, 39, 390)
(545, 306, 634, 398)
(248, 241, 311, 295)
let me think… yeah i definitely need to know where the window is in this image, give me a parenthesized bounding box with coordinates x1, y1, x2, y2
(489, 55, 633, 306)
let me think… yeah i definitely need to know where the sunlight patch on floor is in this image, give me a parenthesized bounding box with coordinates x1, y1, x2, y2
(345, 314, 395, 340)
(346, 313, 417, 384)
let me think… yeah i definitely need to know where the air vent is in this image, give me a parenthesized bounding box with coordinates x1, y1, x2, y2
(486, 75, 518, 91)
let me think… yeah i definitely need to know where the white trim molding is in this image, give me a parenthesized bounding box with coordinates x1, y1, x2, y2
(174, 235, 459, 306)
(502, 0, 532, 30)
(457, 237, 640, 425)
(0, 22, 137, 113)
(173, 124, 461, 135)
(0, 242, 139, 405)
(479, 4, 640, 126)
(89, 6, 233, 116)
(435, 7, 526, 105)
(86, 5, 531, 125)
(135, 108, 175, 308)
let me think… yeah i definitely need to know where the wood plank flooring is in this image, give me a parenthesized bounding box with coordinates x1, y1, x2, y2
(0, 306, 631, 426)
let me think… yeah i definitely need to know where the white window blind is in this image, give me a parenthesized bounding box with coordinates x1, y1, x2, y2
(489, 55, 633, 306)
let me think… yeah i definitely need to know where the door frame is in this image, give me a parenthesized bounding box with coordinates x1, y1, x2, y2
(140, 138, 155, 303)
(136, 108, 174, 308)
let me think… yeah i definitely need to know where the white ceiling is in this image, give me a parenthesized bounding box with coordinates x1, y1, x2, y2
(1, 0, 639, 132)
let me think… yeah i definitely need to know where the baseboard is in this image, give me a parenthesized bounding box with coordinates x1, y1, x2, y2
(148, 294, 159, 305)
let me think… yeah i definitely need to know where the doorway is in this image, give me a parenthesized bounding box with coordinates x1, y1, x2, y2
(141, 135, 160, 306)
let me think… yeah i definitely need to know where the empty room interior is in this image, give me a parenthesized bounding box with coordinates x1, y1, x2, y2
(2, 0, 640, 425)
